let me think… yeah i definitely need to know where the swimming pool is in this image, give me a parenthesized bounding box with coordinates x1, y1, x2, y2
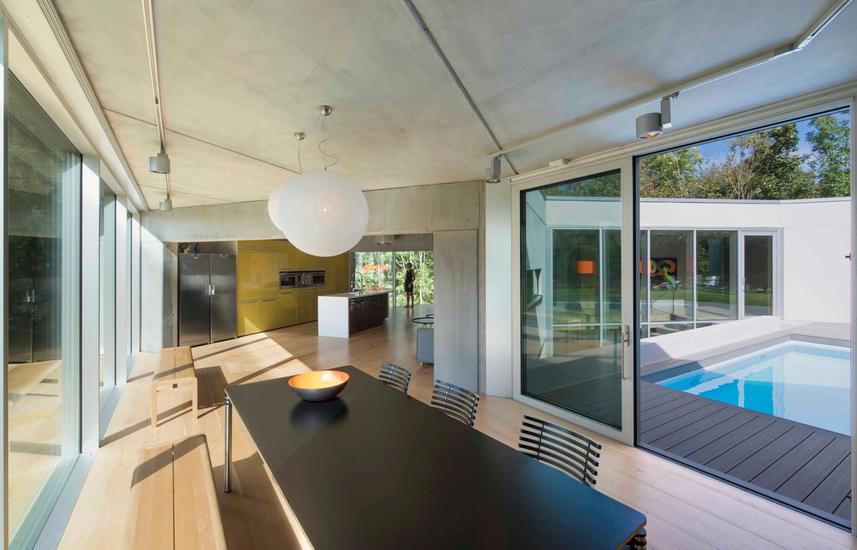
(657, 341, 851, 435)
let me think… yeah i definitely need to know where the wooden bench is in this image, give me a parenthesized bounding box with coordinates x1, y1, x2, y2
(127, 435, 227, 549)
(151, 346, 198, 427)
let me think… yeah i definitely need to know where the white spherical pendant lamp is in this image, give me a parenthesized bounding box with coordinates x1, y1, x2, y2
(273, 170, 368, 257)
(267, 183, 288, 230)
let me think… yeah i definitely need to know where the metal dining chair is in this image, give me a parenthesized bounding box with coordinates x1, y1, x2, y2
(430, 379, 479, 426)
(379, 362, 412, 394)
(518, 414, 602, 487)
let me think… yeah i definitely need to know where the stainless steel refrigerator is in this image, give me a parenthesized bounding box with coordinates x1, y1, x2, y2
(179, 254, 237, 347)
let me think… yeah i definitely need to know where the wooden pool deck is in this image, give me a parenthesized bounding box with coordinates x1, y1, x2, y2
(639, 381, 852, 526)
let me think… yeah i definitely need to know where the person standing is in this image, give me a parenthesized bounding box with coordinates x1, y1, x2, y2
(404, 262, 415, 308)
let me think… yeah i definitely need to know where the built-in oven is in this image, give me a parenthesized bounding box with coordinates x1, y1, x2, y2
(309, 270, 326, 286)
(279, 270, 300, 290)
(299, 270, 326, 287)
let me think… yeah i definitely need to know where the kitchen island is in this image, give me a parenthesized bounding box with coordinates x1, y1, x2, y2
(317, 290, 390, 337)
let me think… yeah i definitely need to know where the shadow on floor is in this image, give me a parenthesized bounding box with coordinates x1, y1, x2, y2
(213, 453, 304, 550)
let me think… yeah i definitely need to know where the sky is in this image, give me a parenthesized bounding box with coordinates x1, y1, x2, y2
(693, 109, 850, 168)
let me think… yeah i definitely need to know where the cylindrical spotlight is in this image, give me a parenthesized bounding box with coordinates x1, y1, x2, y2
(635, 112, 663, 139)
(149, 151, 171, 173)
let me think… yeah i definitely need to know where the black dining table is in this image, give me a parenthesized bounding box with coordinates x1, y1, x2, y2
(223, 366, 646, 549)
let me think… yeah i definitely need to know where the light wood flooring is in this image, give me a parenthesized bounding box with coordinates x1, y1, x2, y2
(60, 307, 857, 549)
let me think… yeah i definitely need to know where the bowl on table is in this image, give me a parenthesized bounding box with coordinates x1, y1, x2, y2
(288, 370, 350, 402)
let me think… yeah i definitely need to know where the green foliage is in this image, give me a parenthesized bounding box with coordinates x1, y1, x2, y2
(639, 111, 851, 200)
(352, 250, 434, 306)
(544, 172, 620, 198)
(806, 115, 851, 197)
(639, 148, 704, 198)
(394, 251, 434, 306)
(353, 251, 393, 290)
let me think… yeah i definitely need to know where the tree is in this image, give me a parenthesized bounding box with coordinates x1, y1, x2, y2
(728, 123, 814, 199)
(694, 152, 757, 199)
(639, 147, 704, 198)
(806, 114, 851, 197)
(544, 172, 620, 198)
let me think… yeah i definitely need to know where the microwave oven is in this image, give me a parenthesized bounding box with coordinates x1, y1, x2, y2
(308, 271, 326, 286)
(279, 271, 300, 289)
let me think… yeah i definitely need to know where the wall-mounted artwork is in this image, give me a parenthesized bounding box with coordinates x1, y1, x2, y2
(651, 257, 678, 286)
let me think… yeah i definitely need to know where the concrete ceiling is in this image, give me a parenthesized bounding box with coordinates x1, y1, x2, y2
(52, 0, 857, 209)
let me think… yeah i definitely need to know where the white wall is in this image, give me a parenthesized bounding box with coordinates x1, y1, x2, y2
(544, 197, 851, 322)
(780, 200, 851, 322)
(484, 184, 513, 396)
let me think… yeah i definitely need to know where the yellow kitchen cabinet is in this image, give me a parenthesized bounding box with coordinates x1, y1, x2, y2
(295, 289, 312, 324)
(236, 238, 350, 333)
(237, 250, 260, 300)
(237, 299, 262, 336)
(279, 291, 298, 326)
(260, 298, 279, 330)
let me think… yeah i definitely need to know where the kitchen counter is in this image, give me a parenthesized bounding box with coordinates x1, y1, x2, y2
(318, 291, 390, 337)
(322, 290, 392, 299)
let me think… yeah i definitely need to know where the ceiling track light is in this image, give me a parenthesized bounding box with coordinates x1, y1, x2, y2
(635, 92, 679, 140)
(159, 171, 173, 211)
(486, 155, 502, 184)
(149, 146, 171, 173)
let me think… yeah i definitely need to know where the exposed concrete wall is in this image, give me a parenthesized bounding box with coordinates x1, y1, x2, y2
(141, 181, 482, 242)
(352, 233, 433, 252)
(138, 180, 484, 358)
(140, 225, 178, 352)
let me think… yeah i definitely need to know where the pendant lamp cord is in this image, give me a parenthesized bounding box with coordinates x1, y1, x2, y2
(297, 136, 303, 175)
(318, 113, 338, 170)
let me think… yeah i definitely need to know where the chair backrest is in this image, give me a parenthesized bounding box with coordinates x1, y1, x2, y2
(430, 379, 479, 426)
(379, 362, 412, 394)
(518, 414, 601, 487)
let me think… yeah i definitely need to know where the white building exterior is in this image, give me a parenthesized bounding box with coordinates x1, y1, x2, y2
(542, 196, 851, 323)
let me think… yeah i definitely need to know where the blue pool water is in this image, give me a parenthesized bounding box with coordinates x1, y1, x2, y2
(657, 342, 851, 435)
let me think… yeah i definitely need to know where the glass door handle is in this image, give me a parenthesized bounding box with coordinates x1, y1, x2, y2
(622, 325, 631, 380)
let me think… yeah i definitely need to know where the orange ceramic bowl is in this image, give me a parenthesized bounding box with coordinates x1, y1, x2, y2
(288, 370, 350, 402)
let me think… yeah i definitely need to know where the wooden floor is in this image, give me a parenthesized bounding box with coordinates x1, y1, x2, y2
(640, 381, 852, 526)
(59, 306, 857, 549)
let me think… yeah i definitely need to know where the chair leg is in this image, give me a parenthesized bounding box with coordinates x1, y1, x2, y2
(631, 528, 646, 549)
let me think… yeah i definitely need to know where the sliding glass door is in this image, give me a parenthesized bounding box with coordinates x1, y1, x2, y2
(742, 233, 775, 317)
(515, 161, 635, 443)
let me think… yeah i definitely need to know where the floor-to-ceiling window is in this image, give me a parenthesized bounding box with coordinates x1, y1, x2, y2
(99, 182, 116, 406)
(636, 107, 852, 527)
(6, 74, 82, 547)
(393, 251, 433, 307)
(353, 251, 393, 292)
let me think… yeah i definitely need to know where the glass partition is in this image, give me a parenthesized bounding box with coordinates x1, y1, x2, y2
(521, 170, 624, 429)
(7, 74, 82, 546)
(649, 230, 693, 332)
(696, 231, 738, 321)
(744, 234, 774, 316)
